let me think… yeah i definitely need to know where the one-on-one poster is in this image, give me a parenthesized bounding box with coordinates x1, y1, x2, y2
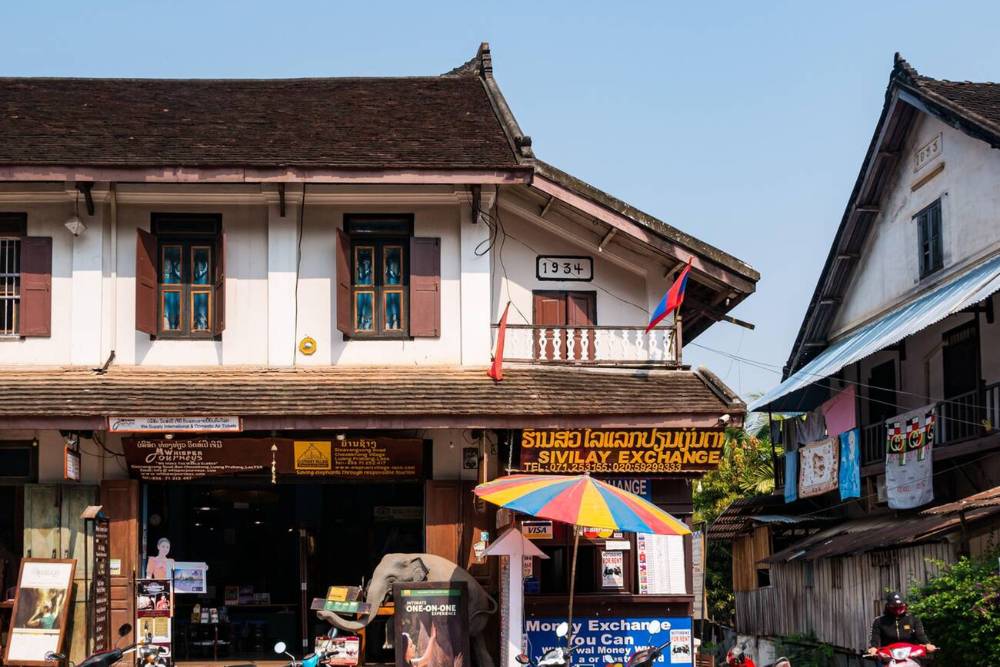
(525, 617, 692, 665)
(885, 406, 935, 509)
(136, 580, 173, 617)
(393, 582, 470, 667)
(4, 559, 76, 666)
(172, 562, 208, 594)
(783, 450, 798, 503)
(601, 551, 624, 589)
(797, 438, 839, 498)
(839, 429, 861, 500)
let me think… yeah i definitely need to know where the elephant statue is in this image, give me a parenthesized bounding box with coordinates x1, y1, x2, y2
(318, 553, 497, 667)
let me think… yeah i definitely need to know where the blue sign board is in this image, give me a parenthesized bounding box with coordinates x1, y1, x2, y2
(524, 616, 693, 666)
(602, 478, 653, 502)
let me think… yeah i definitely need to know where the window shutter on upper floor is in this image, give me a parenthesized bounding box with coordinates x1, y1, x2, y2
(19, 236, 52, 337)
(214, 232, 226, 334)
(135, 229, 158, 335)
(409, 237, 440, 337)
(336, 228, 352, 336)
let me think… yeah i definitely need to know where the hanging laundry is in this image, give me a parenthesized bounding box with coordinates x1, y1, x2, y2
(885, 406, 935, 509)
(821, 385, 857, 437)
(838, 428, 861, 500)
(798, 437, 840, 498)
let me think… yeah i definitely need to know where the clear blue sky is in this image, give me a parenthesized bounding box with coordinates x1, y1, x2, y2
(4, 1, 999, 398)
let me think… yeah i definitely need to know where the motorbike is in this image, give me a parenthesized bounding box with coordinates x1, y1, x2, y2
(868, 643, 928, 666)
(275, 627, 358, 667)
(624, 637, 671, 667)
(45, 623, 167, 667)
(515, 621, 578, 667)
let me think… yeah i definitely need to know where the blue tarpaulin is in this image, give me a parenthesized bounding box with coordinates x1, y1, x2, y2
(751, 253, 1000, 412)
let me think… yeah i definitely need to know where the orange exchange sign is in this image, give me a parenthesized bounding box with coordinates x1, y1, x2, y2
(519, 427, 726, 475)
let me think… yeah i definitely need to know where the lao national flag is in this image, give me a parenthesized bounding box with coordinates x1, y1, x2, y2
(646, 259, 692, 332)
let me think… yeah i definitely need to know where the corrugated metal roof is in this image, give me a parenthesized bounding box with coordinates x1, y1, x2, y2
(923, 484, 1000, 515)
(751, 253, 1000, 412)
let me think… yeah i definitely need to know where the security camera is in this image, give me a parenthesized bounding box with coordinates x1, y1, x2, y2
(719, 414, 732, 426)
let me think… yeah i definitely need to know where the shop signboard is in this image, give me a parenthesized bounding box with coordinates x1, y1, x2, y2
(524, 616, 693, 665)
(519, 428, 726, 475)
(393, 582, 470, 667)
(122, 437, 423, 481)
(109, 416, 242, 433)
(92, 520, 111, 651)
(602, 478, 652, 502)
(4, 559, 77, 667)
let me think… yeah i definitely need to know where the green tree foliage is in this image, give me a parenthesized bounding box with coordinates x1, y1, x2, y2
(694, 421, 776, 623)
(908, 549, 1000, 666)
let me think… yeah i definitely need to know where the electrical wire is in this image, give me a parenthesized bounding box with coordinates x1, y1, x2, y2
(292, 185, 306, 361)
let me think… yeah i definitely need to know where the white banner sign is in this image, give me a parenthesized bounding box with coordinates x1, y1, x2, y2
(108, 416, 242, 433)
(885, 406, 935, 509)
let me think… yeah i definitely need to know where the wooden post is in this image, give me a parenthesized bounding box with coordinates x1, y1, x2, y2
(565, 527, 580, 654)
(674, 315, 684, 364)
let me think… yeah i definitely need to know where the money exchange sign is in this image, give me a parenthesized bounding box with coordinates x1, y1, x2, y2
(519, 428, 726, 475)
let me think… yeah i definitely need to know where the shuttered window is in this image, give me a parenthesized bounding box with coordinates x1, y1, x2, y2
(0, 214, 51, 338)
(916, 199, 943, 278)
(336, 215, 440, 339)
(136, 215, 225, 338)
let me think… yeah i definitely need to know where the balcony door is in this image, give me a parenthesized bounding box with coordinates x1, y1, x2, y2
(532, 291, 597, 361)
(941, 321, 981, 441)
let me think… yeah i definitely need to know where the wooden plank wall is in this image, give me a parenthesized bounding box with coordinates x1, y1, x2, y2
(732, 526, 771, 593)
(735, 542, 954, 651)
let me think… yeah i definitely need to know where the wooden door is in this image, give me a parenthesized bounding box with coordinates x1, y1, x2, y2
(100, 480, 139, 648)
(424, 481, 461, 563)
(23, 485, 61, 560)
(532, 291, 596, 361)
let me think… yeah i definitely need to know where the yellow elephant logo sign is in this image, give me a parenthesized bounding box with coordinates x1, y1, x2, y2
(294, 441, 332, 471)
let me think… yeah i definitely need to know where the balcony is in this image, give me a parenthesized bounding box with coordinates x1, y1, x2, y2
(491, 324, 680, 367)
(860, 382, 1000, 466)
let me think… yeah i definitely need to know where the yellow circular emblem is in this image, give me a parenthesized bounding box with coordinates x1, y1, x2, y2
(298, 336, 318, 356)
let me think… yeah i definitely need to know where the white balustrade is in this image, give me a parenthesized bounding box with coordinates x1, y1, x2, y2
(492, 325, 678, 365)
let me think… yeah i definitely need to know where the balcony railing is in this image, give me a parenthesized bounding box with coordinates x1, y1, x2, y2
(491, 324, 679, 366)
(859, 381, 1000, 467)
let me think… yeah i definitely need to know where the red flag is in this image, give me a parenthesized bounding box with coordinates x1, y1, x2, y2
(488, 302, 511, 382)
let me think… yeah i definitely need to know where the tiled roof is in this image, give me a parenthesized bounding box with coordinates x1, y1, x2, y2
(0, 365, 741, 421)
(0, 74, 518, 169)
(897, 56, 1000, 140)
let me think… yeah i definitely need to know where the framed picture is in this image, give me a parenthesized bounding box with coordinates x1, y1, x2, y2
(3, 559, 76, 667)
(171, 562, 208, 595)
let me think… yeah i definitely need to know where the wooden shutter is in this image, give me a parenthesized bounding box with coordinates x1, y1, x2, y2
(135, 229, 158, 335)
(214, 232, 226, 334)
(336, 228, 352, 335)
(101, 480, 139, 650)
(424, 480, 461, 563)
(409, 237, 440, 337)
(19, 236, 52, 337)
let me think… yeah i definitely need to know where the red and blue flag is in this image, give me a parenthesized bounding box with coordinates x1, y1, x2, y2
(646, 259, 692, 332)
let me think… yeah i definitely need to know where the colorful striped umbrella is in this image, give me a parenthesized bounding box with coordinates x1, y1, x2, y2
(474, 473, 691, 535)
(474, 473, 690, 648)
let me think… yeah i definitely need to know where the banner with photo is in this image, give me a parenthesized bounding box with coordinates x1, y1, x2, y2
(838, 429, 861, 500)
(798, 438, 839, 498)
(885, 406, 935, 509)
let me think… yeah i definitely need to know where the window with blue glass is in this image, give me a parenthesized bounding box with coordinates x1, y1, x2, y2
(346, 215, 411, 338)
(153, 214, 221, 338)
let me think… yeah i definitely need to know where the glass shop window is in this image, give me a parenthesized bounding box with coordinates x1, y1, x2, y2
(152, 215, 222, 338)
(346, 215, 412, 338)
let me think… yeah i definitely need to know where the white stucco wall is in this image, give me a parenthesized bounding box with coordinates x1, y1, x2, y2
(832, 114, 1000, 336)
(0, 185, 672, 367)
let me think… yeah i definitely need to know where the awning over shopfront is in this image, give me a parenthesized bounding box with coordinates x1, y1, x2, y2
(0, 364, 743, 430)
(751, 253, 1000, 412)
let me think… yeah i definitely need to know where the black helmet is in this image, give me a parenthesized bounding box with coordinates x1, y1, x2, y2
(884, 591, 907, 616)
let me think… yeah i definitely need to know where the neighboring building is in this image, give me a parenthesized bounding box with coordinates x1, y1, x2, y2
(713, 55, 1000, 660)
(0, 44, 757, 665)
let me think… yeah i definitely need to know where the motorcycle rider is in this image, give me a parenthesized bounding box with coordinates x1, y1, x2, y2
(865, 591, 937, 658)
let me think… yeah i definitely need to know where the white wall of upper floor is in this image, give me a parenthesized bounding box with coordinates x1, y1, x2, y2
(831, 114, 1000, 338)
(832, 113, 1000, 337)
(0, 184, 668, 367)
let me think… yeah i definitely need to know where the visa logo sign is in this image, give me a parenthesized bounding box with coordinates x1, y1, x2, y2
(521, 520, 554, 540)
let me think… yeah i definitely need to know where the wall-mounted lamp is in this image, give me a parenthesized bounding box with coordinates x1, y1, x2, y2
(65, 190, 87, 236)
